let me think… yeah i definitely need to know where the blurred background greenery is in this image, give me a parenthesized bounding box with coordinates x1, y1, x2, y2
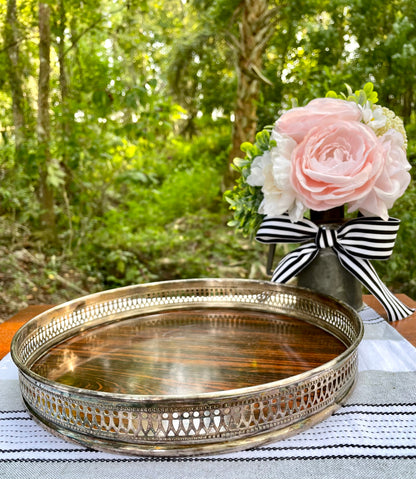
(1, 0, 415, 319)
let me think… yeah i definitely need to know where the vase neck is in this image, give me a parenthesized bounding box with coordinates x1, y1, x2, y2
(310, 207, 345, 225)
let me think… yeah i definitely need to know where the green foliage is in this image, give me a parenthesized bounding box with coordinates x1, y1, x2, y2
(2, 0, 416, 319)
(63, 129, 233, 287)
(326, 82, 379, 106)
(224, 129, 272, 237)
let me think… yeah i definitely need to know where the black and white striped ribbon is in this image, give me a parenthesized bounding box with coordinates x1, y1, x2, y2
(256, 214, 414, 322)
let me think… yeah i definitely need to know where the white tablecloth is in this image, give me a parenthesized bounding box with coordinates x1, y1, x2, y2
(1, 305, 416, 478)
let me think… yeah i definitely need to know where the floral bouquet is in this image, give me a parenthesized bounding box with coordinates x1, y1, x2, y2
(225, 83, 414, 322)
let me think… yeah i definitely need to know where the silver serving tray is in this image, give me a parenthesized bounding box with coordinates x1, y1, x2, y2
(11, 279, 363, 456)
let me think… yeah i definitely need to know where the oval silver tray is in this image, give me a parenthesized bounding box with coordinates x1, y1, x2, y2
(11, 278, 363, 456)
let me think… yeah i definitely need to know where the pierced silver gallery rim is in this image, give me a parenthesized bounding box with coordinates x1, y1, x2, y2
(11, 278, 363, 456)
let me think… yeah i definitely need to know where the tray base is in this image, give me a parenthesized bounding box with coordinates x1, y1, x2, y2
(25, 381, 355, 457)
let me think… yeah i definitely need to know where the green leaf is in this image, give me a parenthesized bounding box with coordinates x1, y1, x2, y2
(224, 195, 235, 205)
(356, 90, 367, 105)
(363, 82, 374, 96)
(233, 157, 250, 168)
(46, 161, 65, 189)
(344, 84, 353, 97)
(147, 78, 157, 88)
(240, 142, 254, 153)
(325, 90, 338, 98)
(368, 91, 378, 104)
(255, 130, 270, 150)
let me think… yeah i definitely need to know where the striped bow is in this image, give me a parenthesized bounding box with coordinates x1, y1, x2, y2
(256, 214, 414, 322)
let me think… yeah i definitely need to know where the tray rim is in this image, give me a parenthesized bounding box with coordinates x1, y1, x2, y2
(11, 278, 363, 402)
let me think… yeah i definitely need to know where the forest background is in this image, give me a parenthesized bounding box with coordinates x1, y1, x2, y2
(1, 0, 416, 320)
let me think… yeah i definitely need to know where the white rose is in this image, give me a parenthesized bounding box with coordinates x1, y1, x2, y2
(361, 102, 387, 131)
(253, 132, 307, 221)
(246, 151, 270, 187)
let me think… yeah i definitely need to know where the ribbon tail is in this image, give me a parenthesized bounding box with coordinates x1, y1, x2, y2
(336, 249, 415, 322)
(271, 243, 319, 283)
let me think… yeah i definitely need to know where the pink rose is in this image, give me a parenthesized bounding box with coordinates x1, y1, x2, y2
(348, 129, 411, 219)
(275, 98, 362, 143)
(290, 120, 384, 211)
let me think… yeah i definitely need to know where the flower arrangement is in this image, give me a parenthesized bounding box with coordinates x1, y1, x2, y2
(225, 83, 412, 236)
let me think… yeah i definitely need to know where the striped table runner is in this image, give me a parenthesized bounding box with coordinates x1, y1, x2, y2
(1, 305, 415, 478)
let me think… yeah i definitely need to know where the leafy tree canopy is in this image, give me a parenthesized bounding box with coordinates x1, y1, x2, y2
(1, 0, 416, 319)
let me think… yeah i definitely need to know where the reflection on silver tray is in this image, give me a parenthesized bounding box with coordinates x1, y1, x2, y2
(11, 278, 363, 456)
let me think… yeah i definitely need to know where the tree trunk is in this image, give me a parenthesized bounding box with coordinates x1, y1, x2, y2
(57, 0, 73, 180)
(402, 84, 413, 126)
(38, 2, 56, 237)
(4, 0, 27, 157)
(225, 0, 275, 188)
(58, 0, 69, 104)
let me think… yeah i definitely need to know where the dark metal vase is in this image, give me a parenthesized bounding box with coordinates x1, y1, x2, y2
(296, 207, 363, 311)
(296, 246, 363, 311)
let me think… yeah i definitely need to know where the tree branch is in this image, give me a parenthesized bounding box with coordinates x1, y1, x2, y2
(250, 63, 273, 85)
(62, 4, 127, 58)
(257, 5, 281, 29)
(225, 31, 242, 53)
(62, 15, 104, 57)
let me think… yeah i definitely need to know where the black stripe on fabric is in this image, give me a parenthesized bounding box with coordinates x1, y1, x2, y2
(342, 242, 394, 251)
(0, 448, 86, 453)
(274, 429, 415, 440)
(333, 410, 416, 417)
(256, 231, 313, 243)
(0, 411, 27, 414)
(361, 317, 386, 324)
(0, 417, 31, 421)
(339, 217, 400, 226)
(344, 250, 395, 259)
(257, 221, 307, 229)
(272, 247, 318, 283)
(329, 230, 337, 247)
(260, 215, 313, 226)
(340, 236, 396, 244)
(259, 444, 416, 452)
(1, 455, 416, 463)
(339, 225, 399, 234)
(342, 222, 398, 229)
(4, 444, 415, 455)
(258, 225, 314, 235)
